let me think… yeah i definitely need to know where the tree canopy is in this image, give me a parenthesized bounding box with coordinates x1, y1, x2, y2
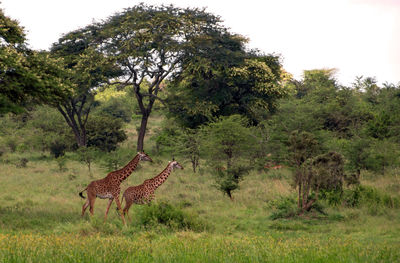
(0, 8, 69, 114)
(49, 28, 122, 147)
(167, 47, 287, 128)
(85, 3, 246, 151)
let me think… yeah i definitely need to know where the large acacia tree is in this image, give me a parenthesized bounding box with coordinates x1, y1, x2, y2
(90, 4, 240, 151)
(49, 29, 122, 147)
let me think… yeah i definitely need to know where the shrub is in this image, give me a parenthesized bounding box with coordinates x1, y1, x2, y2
(55, 156, 67, 172)
(269, 197, 298, 220)
(5, 137, 17, 152)
(16, 158, 29, 168)
(49, 141, 67, 158)
(136, 202, 208, 232)
(76, 147, 98, 174)
(86, 115, 127, 152)
(343, 185, 400, 209)
(94, 96, 134, 123)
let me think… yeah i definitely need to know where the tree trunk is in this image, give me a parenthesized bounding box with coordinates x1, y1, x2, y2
(296, 169, 303, 209)
(191, 156, 199, 173)
(227, 190, 234, 201)
(137, 113, 149, 152)
(192, 160, 196, 173)
(298, 181, 302, 209)
(57, 106, 87, 147)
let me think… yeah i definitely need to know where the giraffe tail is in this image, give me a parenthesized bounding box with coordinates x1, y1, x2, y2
(79, 187, 87, 199)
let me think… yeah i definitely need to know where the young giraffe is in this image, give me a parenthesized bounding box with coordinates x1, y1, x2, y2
(79, 152, 152, 224)
(121, 160, 183, 218)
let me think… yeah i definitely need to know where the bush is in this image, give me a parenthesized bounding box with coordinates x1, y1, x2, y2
(55, 156, 68, 172)
(269, 197, 298, 220)
(136, 202, 208, 232)
(49, 141, 67, 158)
(94, 96, 134, 123)
(86, 115, 127, 152)
(16, 158, 29, 168)
(5, 137, 17, 152)
(343, 185, 400, 209)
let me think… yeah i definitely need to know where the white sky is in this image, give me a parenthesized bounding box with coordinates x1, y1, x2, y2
(1, 0, 399, 86)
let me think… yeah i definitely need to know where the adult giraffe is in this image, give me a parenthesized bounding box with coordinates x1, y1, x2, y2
(79, 152, 152, 224)
(121, 160, 183, 219)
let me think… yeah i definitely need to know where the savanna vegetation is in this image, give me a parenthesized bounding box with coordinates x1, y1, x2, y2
(1, 3, 400, 262)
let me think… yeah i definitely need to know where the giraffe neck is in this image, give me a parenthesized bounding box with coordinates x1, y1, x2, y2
(118, 154, 141, 183)
(148, 164, 173, 190)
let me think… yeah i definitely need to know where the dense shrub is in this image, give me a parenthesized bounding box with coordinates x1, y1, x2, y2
(343, 185, 400, 209)
(86, 115, 127, 152)
(49, 141, 67, 158)
(93, 96, 134, 123)
(136, 202, 208, 232)
(269, 197, 298, 220)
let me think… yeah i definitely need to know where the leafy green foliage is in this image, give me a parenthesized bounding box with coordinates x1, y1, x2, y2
(0, 9, 70, 114)
(343, 185, 400, 209)
(168, 53, 286, 128)
(87, 3, 237, 151)
(76, 147, 98, 174)
(93, 95, 134, 123)
(269, 196, 298, 220)
(136, 202, 208, 232)
(49, 28, 122, 147)
(298, 152, 346, 213)
(86, 115, 127, 152)
(200, 115, 256, 199)
(49, 141, 67, 158)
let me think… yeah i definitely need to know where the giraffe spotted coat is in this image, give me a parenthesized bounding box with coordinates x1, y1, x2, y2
(122, 160, 183, 216)
(79, 152, 152, 224)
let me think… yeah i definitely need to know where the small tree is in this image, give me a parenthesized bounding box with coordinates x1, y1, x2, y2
(200, 115, 256, 200)
(300, 152, 346, 213)
(77, 147, 98, 176)
(288, 130, 319, 210)
(175, 128, 201, 173)
(50, 31, 122, 147)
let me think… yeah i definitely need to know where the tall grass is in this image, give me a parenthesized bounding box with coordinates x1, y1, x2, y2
(1, 119, 400, 262)
(0, 232, 399, 263)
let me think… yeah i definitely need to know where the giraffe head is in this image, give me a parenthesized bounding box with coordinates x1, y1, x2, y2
(169, 160, 184, 170)
(138, 152, 153, 162)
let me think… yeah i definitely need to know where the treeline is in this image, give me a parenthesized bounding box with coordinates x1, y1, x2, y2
(1, 4, 400, 215)
(155, 70, 400, 212)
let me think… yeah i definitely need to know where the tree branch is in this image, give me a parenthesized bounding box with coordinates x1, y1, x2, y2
(141, 93, 166, 106)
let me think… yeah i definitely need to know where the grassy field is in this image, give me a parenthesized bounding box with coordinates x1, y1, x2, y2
(1, 118, 400, 262)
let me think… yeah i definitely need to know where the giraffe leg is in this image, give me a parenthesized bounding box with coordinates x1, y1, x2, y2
(123, 202, 133, 221)
(114, 195, 126, 225)
(82, 200, 89, 217)
(104, 198, 114, 222)
(88, 194, 96, 216)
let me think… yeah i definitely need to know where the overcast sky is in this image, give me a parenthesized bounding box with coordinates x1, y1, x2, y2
(1, 0, 399, 86)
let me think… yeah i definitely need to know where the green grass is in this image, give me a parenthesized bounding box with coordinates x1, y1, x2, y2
(1, 231, 399, 263)
(1, 120, 400, 262)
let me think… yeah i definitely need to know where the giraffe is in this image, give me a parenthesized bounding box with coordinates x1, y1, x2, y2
(121, 160, 183, 219)
(79, 152, 152, 224)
